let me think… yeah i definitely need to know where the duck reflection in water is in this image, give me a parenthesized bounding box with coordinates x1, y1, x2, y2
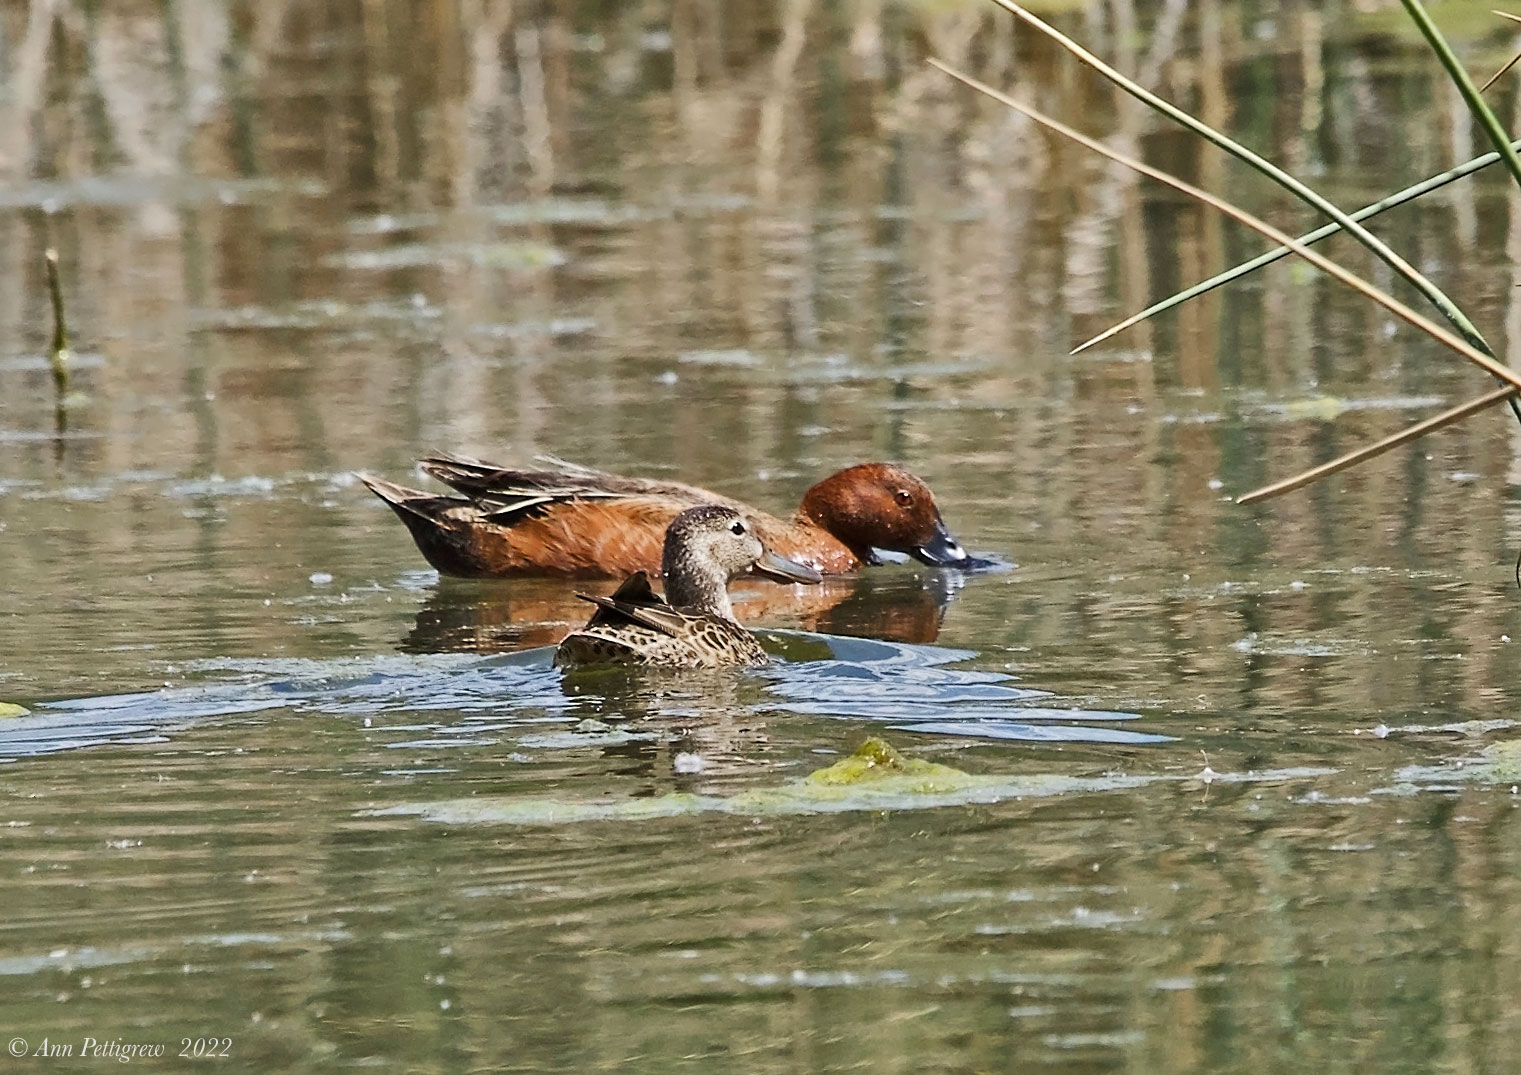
(401, 562, 963, 655)
(556, 669, 776, 788)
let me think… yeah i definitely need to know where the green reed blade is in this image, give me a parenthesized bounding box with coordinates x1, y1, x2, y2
(931, 60, 1521, 503)
(929, 64, 1521, 396)
(1403, 0, 1521, 192)
(1072, 142, 1521, 355)
(989, 0, 1495, 360)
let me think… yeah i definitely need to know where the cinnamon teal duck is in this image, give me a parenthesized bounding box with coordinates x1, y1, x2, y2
(359, 454, 971, 578)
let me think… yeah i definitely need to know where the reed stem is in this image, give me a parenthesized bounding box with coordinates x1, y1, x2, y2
(1402, 0, 1521, 192)
(45, 248, 69, 400)
(1072, 140, 1521, 355)
(1236, 386, 1518, 505)
(930, 61, 1521, 394)
(989, 0, 1497, 361)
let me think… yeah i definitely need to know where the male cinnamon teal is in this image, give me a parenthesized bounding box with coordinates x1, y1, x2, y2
(359, 453, 971, 578)
(553, 504, 822, 669)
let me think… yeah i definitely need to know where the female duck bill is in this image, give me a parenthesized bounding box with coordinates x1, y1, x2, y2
(751, 549, 823, 585)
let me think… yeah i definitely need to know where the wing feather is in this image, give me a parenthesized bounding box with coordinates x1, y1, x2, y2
(573, 572, 692, 637)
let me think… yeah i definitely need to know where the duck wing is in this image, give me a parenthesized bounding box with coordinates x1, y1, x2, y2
(575, 571, 693, 638)
(420, 453, 744, 523)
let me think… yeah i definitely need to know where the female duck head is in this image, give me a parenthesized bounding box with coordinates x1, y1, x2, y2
(662, 504, 821, 617)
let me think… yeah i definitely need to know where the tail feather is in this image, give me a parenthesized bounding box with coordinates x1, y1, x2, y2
(355, 473, 462, 523)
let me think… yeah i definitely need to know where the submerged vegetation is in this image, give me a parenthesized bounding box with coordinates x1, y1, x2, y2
(370, 735, 1159, 823)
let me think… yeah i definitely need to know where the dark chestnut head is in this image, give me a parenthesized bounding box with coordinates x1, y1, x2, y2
(797, 464, 971, 568)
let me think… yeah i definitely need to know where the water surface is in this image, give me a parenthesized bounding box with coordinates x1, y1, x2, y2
(4, 2, 1521, 1071)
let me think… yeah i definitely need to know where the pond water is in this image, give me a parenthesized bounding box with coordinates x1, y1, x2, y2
(4, 1, 1521, 1071)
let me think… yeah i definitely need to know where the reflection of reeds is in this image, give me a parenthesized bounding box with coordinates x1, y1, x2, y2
(10, 2, 1521, 710)
(932, 62, 1521, 389)
(44, 248, 69, 397)
(941, 0, 1521, 513)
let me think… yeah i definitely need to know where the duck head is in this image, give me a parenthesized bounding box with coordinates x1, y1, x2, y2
(798, 463, 971, 568)
(662, 504, 822, 618)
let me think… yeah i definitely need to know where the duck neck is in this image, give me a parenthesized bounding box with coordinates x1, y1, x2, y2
(663, 548, 736, 620)
(796, 482, 872, 567)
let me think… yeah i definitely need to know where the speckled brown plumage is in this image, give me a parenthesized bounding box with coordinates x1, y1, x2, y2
(553, 575, 769, 668)
(553, 506, 819, 669)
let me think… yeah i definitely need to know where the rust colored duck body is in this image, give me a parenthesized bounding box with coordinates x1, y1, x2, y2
(359, 454, 971, 579)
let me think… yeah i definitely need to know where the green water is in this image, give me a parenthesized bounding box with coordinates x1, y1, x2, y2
(4, 1, 1521, 1071)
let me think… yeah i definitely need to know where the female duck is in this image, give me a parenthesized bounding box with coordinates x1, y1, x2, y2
(554, 504, 821, 669)
(360, 453, 971, 579)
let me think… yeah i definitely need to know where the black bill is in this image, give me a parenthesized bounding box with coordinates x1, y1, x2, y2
(910, 517, 973, 568)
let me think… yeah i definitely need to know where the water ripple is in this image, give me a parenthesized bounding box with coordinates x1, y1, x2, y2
(2, 635, 1171, 760)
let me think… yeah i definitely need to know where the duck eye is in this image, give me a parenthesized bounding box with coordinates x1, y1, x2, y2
(895, 490, 913, 506)
(729, 520, 746, 535)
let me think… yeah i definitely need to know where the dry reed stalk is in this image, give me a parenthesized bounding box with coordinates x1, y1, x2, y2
(931, 61, 1521, 503)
